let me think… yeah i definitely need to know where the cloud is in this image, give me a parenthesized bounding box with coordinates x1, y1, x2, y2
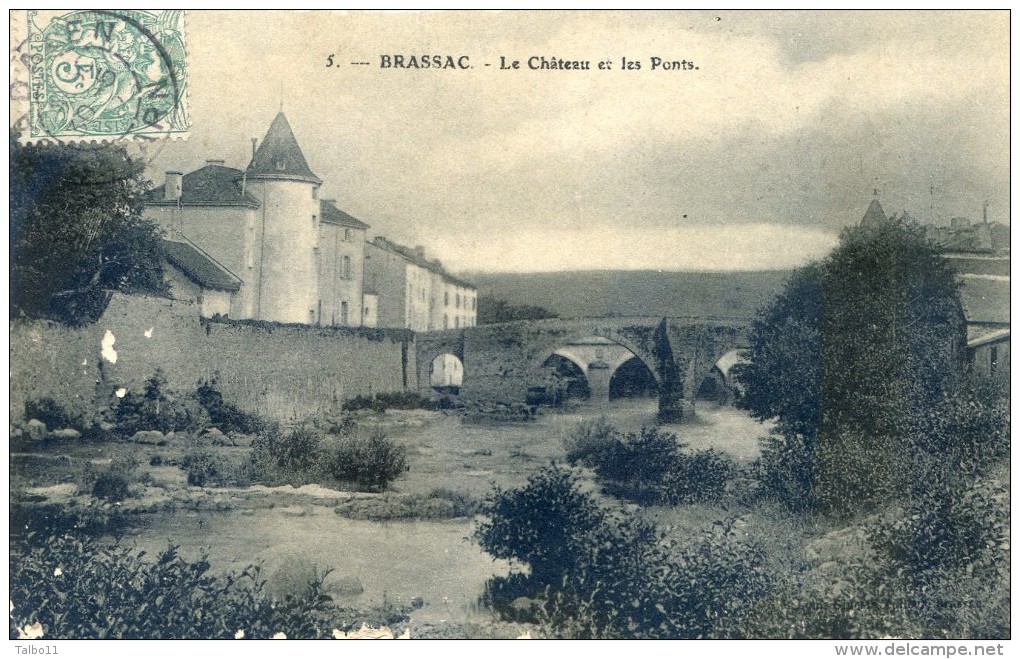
(141, 11, 1008, 273)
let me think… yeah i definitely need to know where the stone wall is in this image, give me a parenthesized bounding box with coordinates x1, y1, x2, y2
(10, 293, 414, 423)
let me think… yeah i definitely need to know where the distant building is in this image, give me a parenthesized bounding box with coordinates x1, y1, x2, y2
(364, 237, 476, 331)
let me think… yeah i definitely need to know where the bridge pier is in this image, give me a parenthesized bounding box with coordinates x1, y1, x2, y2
(657, 390, 695, 423)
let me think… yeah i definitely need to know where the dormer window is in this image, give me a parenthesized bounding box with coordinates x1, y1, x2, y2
(275, 161, 286, 171)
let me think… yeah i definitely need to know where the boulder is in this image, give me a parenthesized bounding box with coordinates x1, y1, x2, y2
(203, 427, 229, 445)
(328, 575, 365, 598)
(130, 430, 166, 445)
(48, 428, 82, 442)
(26, 419, 47, 441)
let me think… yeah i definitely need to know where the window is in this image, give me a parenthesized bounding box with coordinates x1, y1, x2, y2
(312, 187, 318, 200)
(342, 255, 351, 279)
(444, 291, 449, 306)
(456, 293, 461, 308)
(344, 228, 352, 242)
(444, 314, 448, 329)
(341, 301, 349, 325)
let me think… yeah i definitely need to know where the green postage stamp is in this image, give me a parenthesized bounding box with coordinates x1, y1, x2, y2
(12, 10, 189, 142)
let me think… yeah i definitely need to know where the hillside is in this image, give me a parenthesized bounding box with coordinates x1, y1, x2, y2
(465, 270, 793, 321)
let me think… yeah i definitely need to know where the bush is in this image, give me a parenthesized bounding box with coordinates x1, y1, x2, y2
(9, 532, 402, 639)
(113, 369, 209, 436)
(563, 416, 620, 468)
(83, 455, 139, 503)
(475, 466, 771, 638)
(574, 425, 734, 506)
(752, 431, 817, 512)
(342, 391, 433, 413)
(195, 376, 268, 435)
(181, 450, 238, 487)
(476, 465, 608, 588)
(24, 397, 80, 430)
(245, 424, 407, 492)
(326, 430, 407, 492)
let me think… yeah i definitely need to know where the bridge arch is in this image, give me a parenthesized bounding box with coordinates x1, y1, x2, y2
(531, 333, 661, 404)
(429, 353, 464, 393)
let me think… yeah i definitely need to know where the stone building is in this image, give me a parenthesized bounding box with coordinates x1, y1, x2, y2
(146, 111, 475, 331)
(364, 237, 477, 332)
(144, 112, 369, 325)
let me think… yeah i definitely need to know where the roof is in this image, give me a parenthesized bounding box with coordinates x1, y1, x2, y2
(320, 200, 370, 229)
(246, 112, 322, 184)
(860, 198, 887, 228)
(145, 165, 261, 207)
(968, 328, 1010, 349)
(163, 239, 242, 292)
(370, 237, 475, 289)
(958, 274, 1010, 325)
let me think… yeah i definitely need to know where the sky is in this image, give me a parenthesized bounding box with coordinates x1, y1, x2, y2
(137, 10, 1010, 274)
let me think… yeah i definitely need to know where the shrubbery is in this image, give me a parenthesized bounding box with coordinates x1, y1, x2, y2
(343, 391, 433, 413)
(112, 369, 209, 436)
(9, 532, 409, 639)
(475, 466, 770, 638)
(82, 455, 140, 503)
(564, 422, 733, 505)
(196, 376, 269, 435)
(181, 450, 238, 487)
(245, 423, 406, 492)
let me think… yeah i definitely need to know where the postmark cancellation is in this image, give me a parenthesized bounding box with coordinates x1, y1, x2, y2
(10, 9, 190, 143)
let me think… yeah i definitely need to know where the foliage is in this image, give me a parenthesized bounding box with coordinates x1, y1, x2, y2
(8, 532, 404, 639)
(475, 466, 771, 638)
(82, 455, 140, 503)
(181, 450, 238, 487)
(10, 131, 167, 322)
(476, 465, 608, 587)
(565, 423, 734, 506)
(477, 296, 558, 325)
(195, 376, 269, 435)
(736, 217, 965, 514)
(741, 474, 1009, 639)
(24, 398, 81, 431)
(245, 424, 407, 492)
(325, 430, 408, 492)
(562, 416, 620, 468)
(113, 369, 209, 436)
(343, 391, 433, 413)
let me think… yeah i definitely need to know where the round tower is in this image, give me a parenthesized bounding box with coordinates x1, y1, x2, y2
(245, 112, 323, 323)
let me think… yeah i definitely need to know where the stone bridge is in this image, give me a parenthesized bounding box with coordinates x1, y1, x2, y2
(416, 316, 751, 422)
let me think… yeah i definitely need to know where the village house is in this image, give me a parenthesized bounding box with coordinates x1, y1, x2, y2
(364, 237, 477, 332)
(143, 112, 475, 331)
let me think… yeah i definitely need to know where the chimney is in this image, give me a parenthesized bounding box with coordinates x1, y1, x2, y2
(206, 159, 225, 166)
(414, 245, 426, 259)
(164, 171, 183, 201)
(251, 138, 258, 162)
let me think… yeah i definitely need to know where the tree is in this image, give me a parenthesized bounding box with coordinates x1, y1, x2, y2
(10, 130, 167, 322)
(737, 215, 965, 513)
(477, 295, 558, 324)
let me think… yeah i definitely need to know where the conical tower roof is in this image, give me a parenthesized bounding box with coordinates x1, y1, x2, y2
(860, 196, 887, 228)
(246, 112, 322, 184)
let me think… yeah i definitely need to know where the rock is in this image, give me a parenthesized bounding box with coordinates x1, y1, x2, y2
(410, 596, 425, 609)
(229, 432, 254, 447)
(26, 419, 47, 441)
(328, 575, 364, 598)
(511, 597, 538, 614)
(130, 430, 166, 445)
(99, 421, 117, 433)
(48, 428, 81, 441)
